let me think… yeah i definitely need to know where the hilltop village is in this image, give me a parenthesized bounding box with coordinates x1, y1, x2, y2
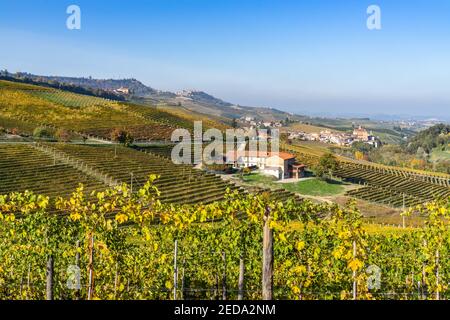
(287, 126, 381, 148)
(238, 116, 381, 148)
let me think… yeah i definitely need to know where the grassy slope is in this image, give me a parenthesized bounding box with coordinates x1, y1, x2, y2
(242, 172, 278, 184)
(240, 173, 346, 197)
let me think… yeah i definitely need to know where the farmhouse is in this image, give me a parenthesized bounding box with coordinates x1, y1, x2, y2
(226, 150, 306, 180)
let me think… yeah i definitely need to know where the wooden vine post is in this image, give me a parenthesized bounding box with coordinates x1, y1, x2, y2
(26, 263, 31, 300)
(46, 255, 54, 300)
(181, 258, 186, 300)
(402, 193, 406, 229)
(114, 262, 119, 299)
(75, 240, 81, 300)
(352, 240, 357, 300)
(87, 235, 95, 300)
(262, 205, 273, 300)
(436, 249, 440, 300)
(173, 239, 178, 300)
(238, 255, 245, 300)
(222, 252, 227, 300)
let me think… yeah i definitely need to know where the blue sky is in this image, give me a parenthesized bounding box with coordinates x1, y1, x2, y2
(1, 0, 450, 118)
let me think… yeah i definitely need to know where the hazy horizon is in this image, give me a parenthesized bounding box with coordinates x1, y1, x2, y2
(1, 0, 450, 119)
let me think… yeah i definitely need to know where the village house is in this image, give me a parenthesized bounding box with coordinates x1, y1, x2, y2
(114, 87, 130, 95)
(226, 150, 306, 180)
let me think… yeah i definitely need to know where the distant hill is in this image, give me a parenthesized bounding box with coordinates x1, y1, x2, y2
(1, 71, 298, 122)
(176, 90, 233, 108)
(168, 90, 296, 121)
(9, 72, 158, 96)
(0, 73, 126, 101)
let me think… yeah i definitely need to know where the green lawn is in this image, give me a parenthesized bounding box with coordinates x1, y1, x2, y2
(282, 178, 345, 196)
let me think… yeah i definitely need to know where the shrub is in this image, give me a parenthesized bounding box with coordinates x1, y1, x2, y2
(33, 126, 51, 138)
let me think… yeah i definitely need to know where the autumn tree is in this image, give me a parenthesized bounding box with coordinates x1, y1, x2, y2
(410, 158, 426, 169)
(354, 151, 365, 161)
(315, 153, 339, 180)
(55, 128, 71, 143)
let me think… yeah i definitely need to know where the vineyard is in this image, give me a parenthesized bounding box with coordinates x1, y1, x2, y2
(133, 144, 174, 158)
(0, 115, 36, 136)
(124, 103, 194, 131)
(30, 90, 112, 109)
(0, 142, 234, 205)
(338, 162, 450, 187)
(0, 144, 108, 198)
(46, 143, 243, 205)
(156, 104, 231, 131)
(80, 124, 176, 142)
(346, 186, 423, 208)
(283, 144, 450, 208)
(0, 176, 449, 300)
(0, 142, 302, 208)
(335, 165, 450, 206)
(0, 80, 227, 142)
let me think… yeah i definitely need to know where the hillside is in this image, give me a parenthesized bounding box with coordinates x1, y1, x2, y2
(176, 89, 233, 108)
(406, 123, 450, 154)
(0, 80, 224, 141)
(7, 71, 159, 96)
(0, 73, 126, 101)
(2, 71, 298, 122)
